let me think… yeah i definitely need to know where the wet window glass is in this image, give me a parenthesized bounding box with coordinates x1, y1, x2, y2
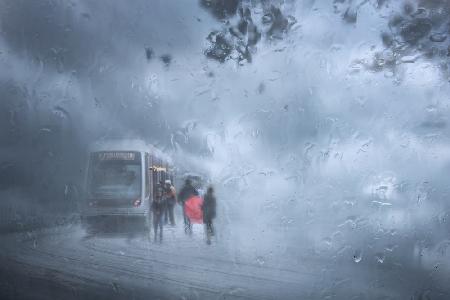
(1, 1, 450, 299)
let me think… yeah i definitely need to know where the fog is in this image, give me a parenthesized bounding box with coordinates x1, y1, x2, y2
(1, 0, 450, 299)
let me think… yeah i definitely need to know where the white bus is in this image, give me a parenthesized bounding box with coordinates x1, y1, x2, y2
(82, 140, 173, 231)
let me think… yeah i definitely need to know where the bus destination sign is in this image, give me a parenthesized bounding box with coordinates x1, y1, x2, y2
(98, 152, 136, 160)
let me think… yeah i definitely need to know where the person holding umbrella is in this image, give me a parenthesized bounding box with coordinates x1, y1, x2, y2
(177, 178, 198, 233)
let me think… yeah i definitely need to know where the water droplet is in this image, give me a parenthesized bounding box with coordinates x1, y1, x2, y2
(353, 250, 362, 263)
(401, 55, 420, 63)
(111, 282, 119, 293)
(255, 256, 265, 266)
(39, 128, 52, 133)
(430, 33, 447, 43)
(375, 253, 385, 264)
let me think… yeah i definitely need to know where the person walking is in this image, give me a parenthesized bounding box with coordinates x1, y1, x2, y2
(202, 186, 216, 245)
(178, 178, 198, 233)
(151, 182, 165, 242)
(163, 179, 176, 226)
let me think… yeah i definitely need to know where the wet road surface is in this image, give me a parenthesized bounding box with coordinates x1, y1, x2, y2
(0, 221, 447, 300)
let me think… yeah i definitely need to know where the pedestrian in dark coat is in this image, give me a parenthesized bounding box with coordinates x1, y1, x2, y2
(163, 179, 176, 226)
(202, 186, 216, 244)
(151, 183, 165, 241)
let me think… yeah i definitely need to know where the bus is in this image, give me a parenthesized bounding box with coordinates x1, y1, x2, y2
(82, 140, 173, 231)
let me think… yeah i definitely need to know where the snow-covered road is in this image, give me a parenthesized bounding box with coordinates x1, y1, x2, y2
(1, 221, 441, 300)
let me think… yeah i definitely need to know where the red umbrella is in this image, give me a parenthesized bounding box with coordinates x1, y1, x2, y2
(184, 196, 203, 224)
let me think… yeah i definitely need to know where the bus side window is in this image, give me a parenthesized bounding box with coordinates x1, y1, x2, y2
(161, 161, 167, 182)
(152, 157, 159, 196)
(145, 153, 150, 198)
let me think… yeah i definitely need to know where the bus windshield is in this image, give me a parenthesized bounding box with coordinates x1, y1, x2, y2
(88, 151, 141, 200)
